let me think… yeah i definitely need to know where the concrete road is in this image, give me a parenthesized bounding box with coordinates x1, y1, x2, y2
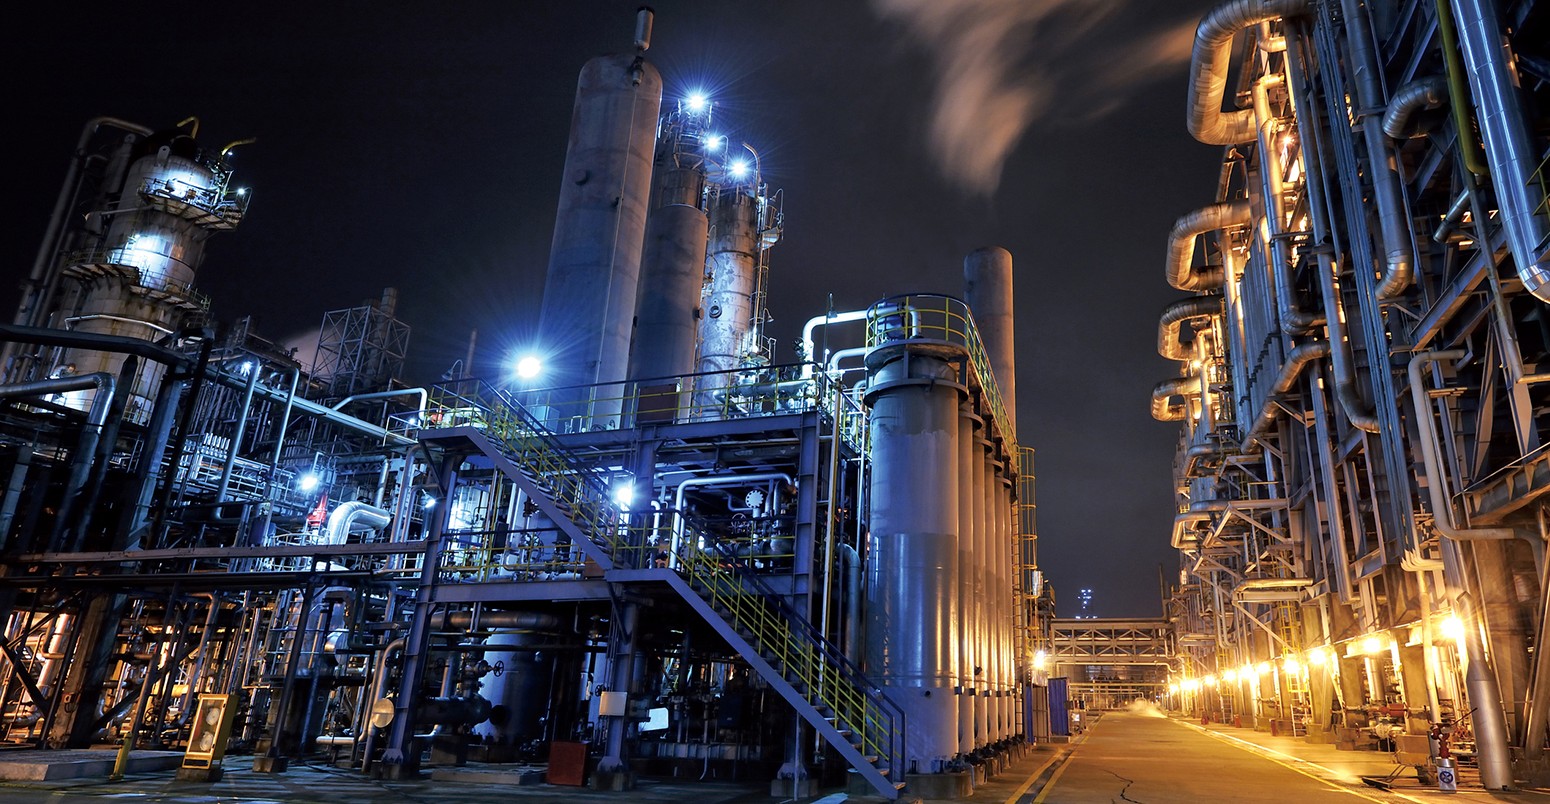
(1016, 710, 1515, 804)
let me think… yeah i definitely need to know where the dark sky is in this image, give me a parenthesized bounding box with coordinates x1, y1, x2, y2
(6, 1, 1223, 617)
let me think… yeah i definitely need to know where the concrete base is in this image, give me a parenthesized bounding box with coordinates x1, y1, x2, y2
(771, 777, 819, 798)
(904, 770, 973, 799)
(175, 765, 224, 782)
(430, 764, 545, 785)
(252, 755, 290, 774)
(590, 769, 636, 791)
(0, 750, 182, 781)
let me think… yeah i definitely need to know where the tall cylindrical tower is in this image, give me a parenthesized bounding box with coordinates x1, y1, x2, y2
(537, 36, 663, 430)
(956, 402, 980, 757)
(964, 246, 1017, 433)
(54, 125, 250, 420)
(628, 97, 711, 390)
(865, 346, 962, 773)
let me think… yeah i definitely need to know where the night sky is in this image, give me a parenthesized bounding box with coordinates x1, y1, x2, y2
(7, 1, 1224, 617)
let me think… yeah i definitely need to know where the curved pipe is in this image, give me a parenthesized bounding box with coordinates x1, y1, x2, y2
(1382, 76, 1449, 139)
(1166, 202, 1251, 291)
(1151, 376, 1202, 422)
(1451, 0, 1550, 304)
(321, 501, 392, 546)
(669, 472, 794, 565)
(800, 309, 869, 378)
(1242, 341, 1330, 447)
(1186, 0, 1309, 145)
(332, 388, 427, 416)
(1157, 297, 1223, 361)
(1339, 0, 1416, 299)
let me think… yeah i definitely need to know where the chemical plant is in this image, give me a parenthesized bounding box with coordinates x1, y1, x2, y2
(1153, 0, 1550, 789)
(0, 9, 1048, 800)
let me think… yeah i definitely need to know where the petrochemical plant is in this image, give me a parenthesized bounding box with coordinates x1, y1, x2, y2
(1152, 0, 1550, 790)
(0, 8, 1048, 800)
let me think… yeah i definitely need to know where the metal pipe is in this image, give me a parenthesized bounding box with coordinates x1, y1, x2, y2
(1251, 73, 1320, 331)
(214, 368, 260, 504)
(1151, 376, 1202, 422)
(1284, 37, 1381, 432)
(320, 501, 392, 547)
(1406, 352, 1515, 542)
(800, 309, 870, 377)
(1243, 341, 1330, 446)
(1434, 0, 1488, 176)
(331, 388, 428, 416)
(1159, 299, 1225, 361)
(1451, 0, 1550, 303)
(668, 472, 792, 566)
(1338, 0, 1416, 299)
(1382, 76, 1449, 139)
(1186, 0, 1310, 145)
(0, 372, 116, 550)
(1408, 350, 1516, 782)
(1166, 202, 1250, 291)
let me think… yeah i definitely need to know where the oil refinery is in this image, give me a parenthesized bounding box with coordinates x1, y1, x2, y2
(0, 8, 1047, 801)
(1153, 0, 1550, 791)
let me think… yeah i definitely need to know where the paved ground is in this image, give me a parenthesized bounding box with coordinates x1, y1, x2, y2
(0, 712, 1546, 802)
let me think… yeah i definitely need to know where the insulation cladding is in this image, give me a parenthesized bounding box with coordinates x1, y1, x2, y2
(537, 51, 663, 428)
(864, 347, 963, 772)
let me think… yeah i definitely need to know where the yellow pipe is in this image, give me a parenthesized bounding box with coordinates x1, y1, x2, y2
(1435, 0, 1488, 176)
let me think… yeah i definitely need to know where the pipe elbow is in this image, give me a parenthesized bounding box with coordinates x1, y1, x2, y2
(1187, 0, 1310, 145)
(1151, 376, 1202, 422)
(1166, 201, 1251, 291)
(1157, 297, 1223, 360)
(1376, 250, 1414, 300)
(1381, 76, 1448, 139)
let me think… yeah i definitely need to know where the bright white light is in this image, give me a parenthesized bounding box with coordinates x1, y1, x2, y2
(1202, 675, 1217, 686)
(704, 135, 722, 151)
(1222, 669, 1238, 682)
(1032, 650, 1047, 669)
(685, 92, 708, 112)
(298, 473, 320, 492)
(1283, 657, 1301, 674)
(729, 160, 750, 179)
(240, 361, 254, 375)
(1361, 635, 1386, 655)
(612, 481, 635, 509)
(1442, 616, 1465, 643)
(236, 187, 248, 196)
(1307, 647, 1329, 666)
(424, 496, 437, 510)
(515, 355, 542, 380)
(1256, 662, 1271, 675)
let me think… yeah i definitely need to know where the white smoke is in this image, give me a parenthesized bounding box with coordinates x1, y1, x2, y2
(871, 0, 1197, 194)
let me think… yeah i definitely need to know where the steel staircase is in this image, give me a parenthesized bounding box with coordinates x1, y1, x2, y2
(420, 379, 907, 799)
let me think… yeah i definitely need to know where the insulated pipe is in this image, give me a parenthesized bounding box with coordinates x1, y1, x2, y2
(1408, 349, 1514, 790)
(320, 501, 392, 547)
(972, 424, 990, 749)
(1339, 0, 1416, 299)
(865, 349, 962, 771)
(839, 543, 862, 662)
(1166, 202, 1250, 291)
(963, 247, 1017, 434)
(1450, 0, 1550, 303)
(1158, 297, 1224, 361)
(1243, 341, 1330, 446)
(800, 309, 869, 377)
(1284, 40, 1381, 433)
(1187, 0, 1310, 145)
(956, 402, 978, 757)
(1251, 74, 1320, 332)
(432, 610, 562, 631)
(331, 388, 428, 416)
(1151, 376, 1202, 422)
(1382, 76, 1449, 139)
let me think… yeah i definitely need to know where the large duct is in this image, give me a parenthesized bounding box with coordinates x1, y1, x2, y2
(537, 46, 663, 425)
(1450, 0, 1550, 303)
(1166, 202, 1250, 291)
(1151, 376, 1202, 421)
(963, 247, 1017, 435)
(865, 347, 963, 772)
(1242, 341, 1329, 446)
(1381, 76, 1449, 139)
(1187, 0, 1310, 145)
(1157, 297, 1223, 361)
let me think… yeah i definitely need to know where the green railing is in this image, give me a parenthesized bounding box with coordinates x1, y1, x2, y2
(420, 377, 902, 778)
(866, 294, 1017, 452)
(1532, 151, 1550, 219)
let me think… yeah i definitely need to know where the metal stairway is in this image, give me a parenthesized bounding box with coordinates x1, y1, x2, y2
(421, 380, 907, 799)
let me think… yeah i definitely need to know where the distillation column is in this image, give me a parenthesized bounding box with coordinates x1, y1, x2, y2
(965, 246, 1019, 742)
(629, 97, 710, 390)
(537, 9, 662, 429)
(957, 402, 981, 757)
(865, 344, 962, 773)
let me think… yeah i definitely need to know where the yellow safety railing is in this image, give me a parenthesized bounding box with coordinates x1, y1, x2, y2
(865, 294, 1017, 452)
(420, 377, 899, 773)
